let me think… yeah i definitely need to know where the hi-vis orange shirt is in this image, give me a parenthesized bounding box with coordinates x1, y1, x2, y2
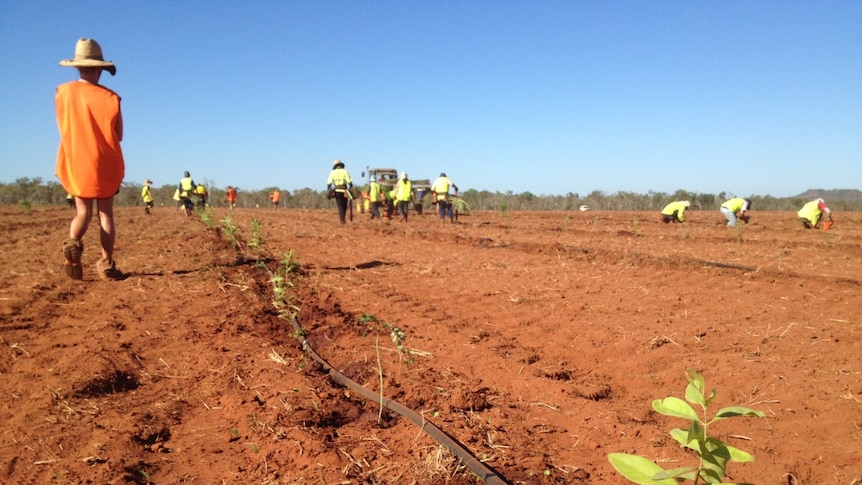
(55, 81, 125, 198)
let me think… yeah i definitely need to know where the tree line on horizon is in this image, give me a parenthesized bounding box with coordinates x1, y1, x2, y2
(2, 177, 861, 212)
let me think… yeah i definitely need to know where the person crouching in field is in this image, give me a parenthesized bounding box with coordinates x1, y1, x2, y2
(798, 198, 833, 230)
(55, 38, 124, 281)
(720, 197, 751, 227)
(661, 200, 689, 223)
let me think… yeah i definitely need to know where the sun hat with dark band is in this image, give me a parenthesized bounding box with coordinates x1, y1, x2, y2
(59, 38, 116, 76)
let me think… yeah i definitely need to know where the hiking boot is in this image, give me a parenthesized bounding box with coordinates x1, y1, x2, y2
(96, 258, 124, 281)
(62, 238, 84, 280)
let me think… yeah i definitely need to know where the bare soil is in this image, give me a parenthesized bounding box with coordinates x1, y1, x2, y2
(1, 206, 860, 484)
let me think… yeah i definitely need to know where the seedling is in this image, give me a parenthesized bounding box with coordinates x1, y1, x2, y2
(608, 369, 763, 484)
(270, 250, 301, 320)
(220, 215, 239, 248)
(249, 218, 264, 250)
(197, 207, 216, 227)
(359, 314, 413, 364)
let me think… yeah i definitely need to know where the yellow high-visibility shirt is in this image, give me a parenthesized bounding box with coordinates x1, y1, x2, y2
(396, 179, 412, 202)
(369, 181, 381, 202)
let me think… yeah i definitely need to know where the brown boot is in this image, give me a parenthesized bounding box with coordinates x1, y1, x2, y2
(96, 258, 124, 281)
(62, 238, 84, 280)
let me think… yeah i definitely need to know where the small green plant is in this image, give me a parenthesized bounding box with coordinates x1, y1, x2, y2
(633, 216, 641, 236)
(733, 223, 744, 243)
(608, 369, 763, 484)
(197, 206, 216, 227)
(220, 215, 239, 248)
(452, 197, 470, 214)
(270, 250, 301, 320)
(17, 199, 32, 213)
(249, 218, 264, 250)
(360, 314, 413, 364)
(383, 322, 411, 363)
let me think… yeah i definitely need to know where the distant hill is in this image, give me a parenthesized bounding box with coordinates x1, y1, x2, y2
(794, 189, 862, 202)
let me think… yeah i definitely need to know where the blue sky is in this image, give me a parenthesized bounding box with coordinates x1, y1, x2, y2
(1, 1, 859, 198)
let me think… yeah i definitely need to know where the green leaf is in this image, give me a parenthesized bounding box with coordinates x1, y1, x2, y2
(699, 437, 732, 481)
(668, 428, 692, 448)
(653, 466, 698, 480)
(653, 396, 698, 420)
(685, 368, 705, 392)
(724, 444, 755, 463)
(713, 406, 764, 419)
(685, 379, 705, 406)
(607, 453, 678, 485)
(687, 419, 705, 447)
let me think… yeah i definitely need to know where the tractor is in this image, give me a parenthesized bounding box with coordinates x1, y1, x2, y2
(361, 167, 430, 215)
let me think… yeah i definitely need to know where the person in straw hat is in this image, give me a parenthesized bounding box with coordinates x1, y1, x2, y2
(55, 38, 124, 280)
(141, 179, 154, 215)
(326, 160, 353, 224)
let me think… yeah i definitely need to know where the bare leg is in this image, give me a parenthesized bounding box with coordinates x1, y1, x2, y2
(96, 197, 116, 261)
(70, 197, 94, 240)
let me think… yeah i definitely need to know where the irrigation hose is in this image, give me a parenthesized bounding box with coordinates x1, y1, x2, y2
(290, 316, 510, 485)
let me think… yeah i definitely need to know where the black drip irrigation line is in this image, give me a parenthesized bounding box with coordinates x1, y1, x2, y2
(693, 259, 758, 272)
(290, 316, 510, 485)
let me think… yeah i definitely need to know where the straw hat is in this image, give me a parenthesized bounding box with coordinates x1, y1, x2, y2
(144, 179, 152, 185)
(59, 38, 116, 76)
(332, 159, 344, 169)
(401, 172, 408, 180)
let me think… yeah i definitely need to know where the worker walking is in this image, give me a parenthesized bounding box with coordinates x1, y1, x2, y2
(368, 176, 382, 220)
(141, 179, 154, 215)
(194, 184, 208, 209)
(178, 171, 196, 216)
(269, 188, 281, 209)
(55, 38, 125, 280)
(226, 185, 237, 209)
(395, 172, 413, 222)
(661, 200, 689, 223)
(797, 198, 833, 229)
(431, 172, 459, 224)
(326, 160, 353, 224)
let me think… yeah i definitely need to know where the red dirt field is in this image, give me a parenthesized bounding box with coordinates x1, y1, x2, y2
(1, 205, 860, 484)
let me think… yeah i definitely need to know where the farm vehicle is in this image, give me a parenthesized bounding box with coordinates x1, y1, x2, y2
(356, 167, 431, 215)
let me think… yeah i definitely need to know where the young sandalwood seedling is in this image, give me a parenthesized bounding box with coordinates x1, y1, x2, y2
(608, 369, 763, 485)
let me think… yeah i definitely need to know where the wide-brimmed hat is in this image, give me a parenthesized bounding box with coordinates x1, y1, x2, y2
(59, 38, 116, 76)
(332, 159, 344, 169)
(144, 179, 152, 185)
(401, 172, 408, 179)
